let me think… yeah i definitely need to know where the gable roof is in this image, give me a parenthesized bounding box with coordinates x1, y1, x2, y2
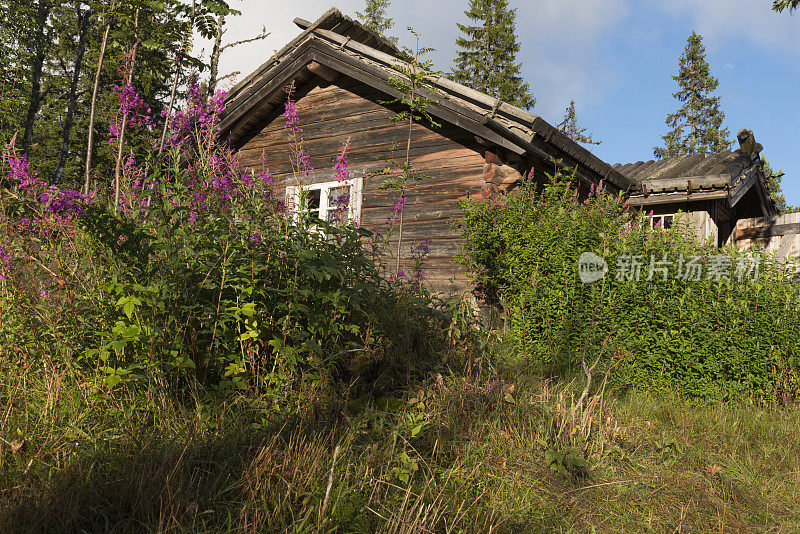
(616, 149, 777, 216)
(219, 8, 633, 193)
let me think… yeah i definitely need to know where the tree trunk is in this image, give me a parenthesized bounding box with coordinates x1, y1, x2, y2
(158, 56, 182, 153)
(21, 2, 53, 154)
(83, 0, 115, 195)
(208, 13, 224, 96)
(54, 2, 90, 184)
(21, 51, 46, 153)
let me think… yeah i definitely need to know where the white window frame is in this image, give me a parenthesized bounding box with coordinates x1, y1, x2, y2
(286, 177, 363, 225)
(650, 213, 676, 230)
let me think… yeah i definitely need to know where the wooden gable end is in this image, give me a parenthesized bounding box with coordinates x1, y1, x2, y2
(236, 77, 497, 292)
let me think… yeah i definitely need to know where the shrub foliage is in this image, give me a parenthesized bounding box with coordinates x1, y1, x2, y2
(459, 174, 800, 400)
(0, 81, 448, 404)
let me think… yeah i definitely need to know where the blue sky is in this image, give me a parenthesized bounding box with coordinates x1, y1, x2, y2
(205, 1, 800, 205)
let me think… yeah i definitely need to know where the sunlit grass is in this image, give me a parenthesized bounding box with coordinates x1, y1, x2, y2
(2, 362, 799, 532)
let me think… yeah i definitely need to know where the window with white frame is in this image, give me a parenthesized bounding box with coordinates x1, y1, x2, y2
(650, 213, 675, 230)
(286, 177, 363, 224)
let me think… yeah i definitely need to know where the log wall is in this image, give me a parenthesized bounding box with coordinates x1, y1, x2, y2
(236, 77, 499, 292)
(735, 213, 800, 259)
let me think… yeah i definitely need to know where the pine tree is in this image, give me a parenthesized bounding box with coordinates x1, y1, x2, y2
(773, 0, 799, 12)
(451, 0, 534, 110)
(558, 100, 600, 145)
(654, 31, 730, 159)
(356, 0, 397, 45)
(762, 158, 795, 214)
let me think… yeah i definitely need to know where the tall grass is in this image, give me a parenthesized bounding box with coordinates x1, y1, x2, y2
(3, 359, 800, 532)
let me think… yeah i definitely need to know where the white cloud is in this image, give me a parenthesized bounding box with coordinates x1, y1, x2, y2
(196, 0, 362, 91)
(514, 0, 631, 119)
(648, 0, 800, 57)
(198, 0, 631, 122)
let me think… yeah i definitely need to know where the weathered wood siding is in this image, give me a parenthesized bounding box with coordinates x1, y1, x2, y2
(735, 213, 800, 259)
(679, 209, 717, 244)
(236, 78, 489, 292)
(652, 202, 718, 244)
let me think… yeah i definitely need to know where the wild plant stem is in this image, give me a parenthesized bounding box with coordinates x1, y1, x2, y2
(84, 0, 116, 195)
(209, 241, 230, 356)
(317, 444, 340, 531)
(160, 0, 195, 153)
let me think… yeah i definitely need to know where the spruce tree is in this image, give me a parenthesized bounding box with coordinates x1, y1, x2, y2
(558, 100, 600, 145)
(763, 158, 795, 214)
(654, 31, 730, 159)
(451, 0, 534, 110)
(773, 0, 799, 12)
(356, 0, 397, 45)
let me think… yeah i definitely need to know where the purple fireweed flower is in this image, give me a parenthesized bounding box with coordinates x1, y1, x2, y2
(109, 83, 153, 145)
(4, 144, 91, 225)
(39, 188, 92, 221)
(283, 83, 303, 135)
(163, 76, 226, 148)
(284, 100, 302, 134)
(4, 149, 45, 193)
(297, 150, 313, 174)
(334, 142, 350, 184)
(410, 237, 432, 259)
(388, 192, 406, 223)
(330, 142, 352, 222)
(283, 83, 316, 179)
(124, 154, 138, 176)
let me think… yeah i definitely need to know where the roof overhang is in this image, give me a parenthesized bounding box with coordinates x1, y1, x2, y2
(219, 8, 633, 194)
(626, 164, 777, 217)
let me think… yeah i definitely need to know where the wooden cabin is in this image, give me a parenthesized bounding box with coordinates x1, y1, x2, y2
(616, 129, 777, 246)
(220, 8, 632, 293)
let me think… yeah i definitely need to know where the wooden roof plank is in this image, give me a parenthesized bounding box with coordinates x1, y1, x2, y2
(222, 39, 316, 131)
(627, 190, 729, 206)
(730, 166, 758, 208)
(308, 46, 527, 156)
(641, 173, 730, 193)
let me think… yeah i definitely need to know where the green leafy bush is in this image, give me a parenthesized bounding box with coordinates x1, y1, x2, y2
(459, 173, 800, 401)
(0, 82, 449, 403)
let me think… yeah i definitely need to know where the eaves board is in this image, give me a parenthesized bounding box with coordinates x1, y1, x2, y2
(221, 38, 317, 134)
(627, 190, 729, 206)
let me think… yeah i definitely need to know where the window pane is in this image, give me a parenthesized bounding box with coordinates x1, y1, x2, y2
(305, 189, 321, 211)
(663, 215, 674, 229)
(328, 185, 351, 220)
